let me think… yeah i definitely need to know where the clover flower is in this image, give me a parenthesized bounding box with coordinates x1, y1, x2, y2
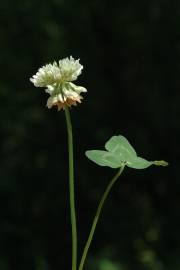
(30, 56, 87, 110)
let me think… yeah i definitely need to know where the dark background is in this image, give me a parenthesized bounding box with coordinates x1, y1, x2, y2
(0, 0, 179, 269)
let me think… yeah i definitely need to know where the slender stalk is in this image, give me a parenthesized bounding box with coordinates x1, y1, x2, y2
(64, 106, 77, 270)
(78, 166, 124, 270)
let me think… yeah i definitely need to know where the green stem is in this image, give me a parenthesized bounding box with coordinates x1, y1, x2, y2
(78, 166, 124, 270)
(64, 107, 77, 270)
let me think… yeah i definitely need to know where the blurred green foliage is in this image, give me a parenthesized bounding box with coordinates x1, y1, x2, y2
(0, 0, 179, 269)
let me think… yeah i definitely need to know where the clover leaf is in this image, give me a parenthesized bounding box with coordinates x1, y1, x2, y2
(85, 135, 168, 170)
(85, 150, 124, 169)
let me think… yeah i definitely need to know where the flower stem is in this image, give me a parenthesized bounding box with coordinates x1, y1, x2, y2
(64, 107, 77, 270)
(78, 166, 124, 270)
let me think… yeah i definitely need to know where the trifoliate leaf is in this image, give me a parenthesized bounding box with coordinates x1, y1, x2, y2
(85, 135, 168, 170)
(85, 150, 124, 168)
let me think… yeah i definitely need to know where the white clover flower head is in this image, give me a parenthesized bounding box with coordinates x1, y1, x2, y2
(30, 56, 87, 110)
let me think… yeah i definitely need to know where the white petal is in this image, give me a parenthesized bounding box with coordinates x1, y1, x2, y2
(69, 82, 87, 93)
(57, 93, 64, 102)
(45, 85, 55, 94)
